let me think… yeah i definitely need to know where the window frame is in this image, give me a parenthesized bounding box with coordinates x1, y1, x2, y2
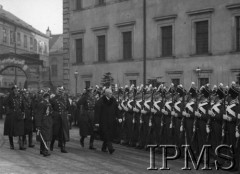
(75, 38, 83, 64)
(76, 0, 82, 10)
(195, 20, 209, 55)
(3, 28, 7, 43)
(161, 25, 173, 57)
(24, 35, 28, 48)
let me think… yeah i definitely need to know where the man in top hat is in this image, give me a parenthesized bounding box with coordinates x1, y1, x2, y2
(50, 86, 70, 153)
(35, 91, 53, 157)
(4, 85, 26, 150)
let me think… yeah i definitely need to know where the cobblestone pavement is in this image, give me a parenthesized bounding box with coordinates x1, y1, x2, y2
(0, 120, 236, 174)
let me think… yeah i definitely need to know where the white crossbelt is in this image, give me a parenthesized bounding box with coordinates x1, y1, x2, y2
(226, 104, 236, 117)
(174, 101, 181, 112)
(198, 102, 208, 115)
(186, 102, 194, 113)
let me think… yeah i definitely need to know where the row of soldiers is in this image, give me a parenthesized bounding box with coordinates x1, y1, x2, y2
(109, 81, 240, 171)
(3, 85, 71, 156)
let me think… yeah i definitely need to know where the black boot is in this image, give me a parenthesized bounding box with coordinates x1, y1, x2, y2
(50, 139, 55, 151)
(28, 133, 35, 148)
(9, 136, 14, 150)
(80, 137, 84, 147)
(61, 143, 68, 153)
(19, 136, 26, 150)
(89, 136, 96, 150)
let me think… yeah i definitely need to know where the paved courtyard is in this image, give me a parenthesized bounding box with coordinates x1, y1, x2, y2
(0, 120, 236, 174)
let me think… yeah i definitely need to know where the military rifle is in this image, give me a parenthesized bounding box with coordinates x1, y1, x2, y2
(221, 88, 227, 144)
(137, 86, 145, 145)
(206, 88, 213, 143)
(169, 84, 176, 139)
(146, 86, 155, 144)
(129, 86, 137, 145)
(235, 88, 240, 149)
(179, 89, 186, 141)
(191, 90, 199, 143)
(159, 86, 166, 140)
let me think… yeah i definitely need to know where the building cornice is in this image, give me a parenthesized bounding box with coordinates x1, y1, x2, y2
(166, 70, 183, 75)
(115, 21, 136, 28)
(226, 3, 240, 10)
(125, 72, 140, 77)
(81, 74, 93, 78)
(186, 8, 214, 16)
(153, 14, 177, 22)
(70, 29, 86, 35)
(91, 25, 109, 31)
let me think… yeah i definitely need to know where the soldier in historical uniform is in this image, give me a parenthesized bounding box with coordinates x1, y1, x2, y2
(77, 87, 97, 150)
(4, 85, 25, 150)
(50, 86, 70, 153)
(223, 82, 240, 171)
(22, 89, 35, 148)
(35, 91, 53, 157)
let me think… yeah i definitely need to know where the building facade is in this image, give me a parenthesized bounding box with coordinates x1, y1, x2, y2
(49, 31, 64, 88)
(63, 0, 240, 94)
(0, 5, 50, 91)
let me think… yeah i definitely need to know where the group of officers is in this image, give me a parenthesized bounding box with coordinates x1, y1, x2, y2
(2, 81, 240, 170)
(3, 85, 70, 156)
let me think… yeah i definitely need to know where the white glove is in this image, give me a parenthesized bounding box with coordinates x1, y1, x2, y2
(132, 118, 135, 124)
(182, 111, 187, 117)
(208, 110, 214, 117)
(206, 125, 210, 133)
(223, 114, 228, 120)
(171, 111, 175, 116)
(149, 122, 152, 127)
(118, 105, 122, 110)
(118, 118, 123, 123)
(236, 131, 240, 138)
(140, 119, 143, 124)
(180, 125, 183, 132)
(238, 114, 240, 119)
(169, 123, 172, 129)
(195, 111, 201, 117)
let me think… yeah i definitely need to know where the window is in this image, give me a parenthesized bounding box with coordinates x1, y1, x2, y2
(97, 35, 106, 62)
(195, 21, 208, 54)
(30, 37, 33, 50)
(3, 28, 7, 43)
(10, 30, 15, 45)
(172, 78, 180, 86)
(17, 32, 21, 46)
(24, 35, 28, 48)
(236, 16, 240, 51)
(76, 0, 82, 10)
(85, 81, 90, 89)
(161, 26, 172, 57)
(51, 65, 58, 77)
(122, 31, 132, 60)
(38, 41, 42, 53)
(199, 78, 209, 87)
(44, 43, 48, 54)
(76, 38, 83, 63)
(130, 80, 136, 87)
(34, 39, 37, 51)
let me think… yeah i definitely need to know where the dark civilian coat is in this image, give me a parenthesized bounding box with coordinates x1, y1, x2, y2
(4, 93, 25, 137)
(35, 99, 53, 141)
(95, 96, 119, 141)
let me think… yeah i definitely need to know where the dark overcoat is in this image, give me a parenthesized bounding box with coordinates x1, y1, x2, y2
(35, 99, 53, 141)
(4, 93, 25, 137)
(23, 97, 33, 134)
(95, 96, 119, 141)
(50, 95, 70, 142)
